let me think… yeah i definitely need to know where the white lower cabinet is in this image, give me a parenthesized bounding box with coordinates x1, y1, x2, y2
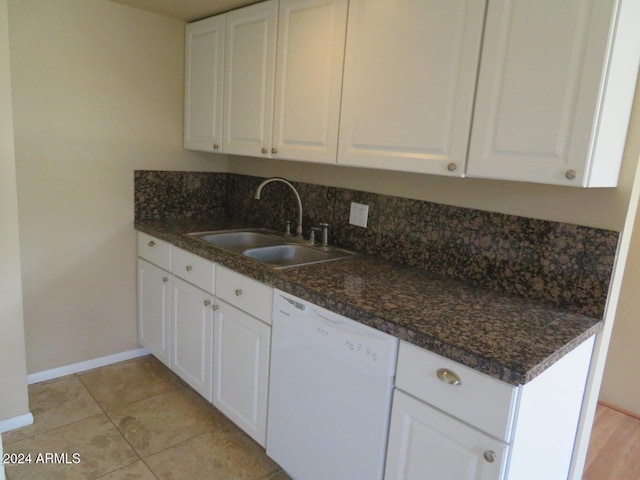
(137, 234, 273, 445)
(213, 265, 272, 447)
(212, 299, 271, 446)
(385, 338, 595, 480)
(171, 276, 214, 401)
(385, 390, 507, 480)
(137, 258, 172, 368)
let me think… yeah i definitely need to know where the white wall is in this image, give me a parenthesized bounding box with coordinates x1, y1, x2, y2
(8, 0, 226, 374)
(0, 0, 29, 422)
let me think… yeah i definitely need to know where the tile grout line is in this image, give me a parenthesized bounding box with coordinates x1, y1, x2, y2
(75, 363, 234, 479)
(73, 372, 150, 479)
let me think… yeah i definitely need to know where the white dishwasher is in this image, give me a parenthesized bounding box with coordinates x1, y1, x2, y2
(267, 290, 398, 480)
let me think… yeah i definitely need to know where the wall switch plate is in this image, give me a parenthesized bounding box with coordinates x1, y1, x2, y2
(349, 202, 369, 228)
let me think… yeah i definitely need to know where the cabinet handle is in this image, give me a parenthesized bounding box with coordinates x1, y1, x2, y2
(204, 299, 211, 307)
(565, 169, 577, 180)
(483, 450, 496, 463)
(261, 147, 268, 154)
(213, 143, 219, 150)
(447, 162, 457, 172)
(186, 265, 193, 272)
(162, 276, 169, 283)
(147, 241, 156, 247)
(271, 147, 278, 155)
(235, 289, 243, 296)
(436, 368, 462, 386)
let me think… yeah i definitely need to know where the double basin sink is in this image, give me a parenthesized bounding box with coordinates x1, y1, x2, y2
(188, 228, 356, 269)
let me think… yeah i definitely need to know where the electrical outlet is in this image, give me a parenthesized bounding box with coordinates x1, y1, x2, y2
(349, 202, 369, 228)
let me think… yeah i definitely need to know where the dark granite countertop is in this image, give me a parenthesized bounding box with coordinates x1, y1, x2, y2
(135, 218, 602, 386)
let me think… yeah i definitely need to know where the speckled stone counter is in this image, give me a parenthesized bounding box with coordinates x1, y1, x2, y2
(135, 218, 602, 386)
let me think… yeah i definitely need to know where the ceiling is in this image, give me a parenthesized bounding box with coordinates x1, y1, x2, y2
(109, 0, 260, 22)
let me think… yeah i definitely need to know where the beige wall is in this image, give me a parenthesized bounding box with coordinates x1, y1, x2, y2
(0, 0, 29, 422)
(8, 0, 226, 373)
(7, 0, 640, 416)
(600, 195, 640, 414)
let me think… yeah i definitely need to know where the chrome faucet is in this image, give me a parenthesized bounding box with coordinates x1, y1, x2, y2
(254, 177, 303, 238)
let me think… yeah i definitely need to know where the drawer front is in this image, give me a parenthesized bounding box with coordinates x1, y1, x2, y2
(215, 265, 273, 324)
(138, 232, 171, 270)
(171, 246, 216, 293)
(395, 341, 518, 442)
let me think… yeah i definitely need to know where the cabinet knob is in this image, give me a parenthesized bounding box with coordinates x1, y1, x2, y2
(185, 265, 193, 272)
(162, 276, 169, 283)
(271, 147, 278, 155)
(212, 303, 219, 311)
(261, 147, 268, 154)
(235, 288, 243, 297)
(565, 169, 577, 180)
(447, 162, 457, 172)
(436, 368, 462, 386)
(483, 450, 496, 463)
(147, 241, 156, 247)
(204, 299, 211, 307)
(213, 143, 220, 150)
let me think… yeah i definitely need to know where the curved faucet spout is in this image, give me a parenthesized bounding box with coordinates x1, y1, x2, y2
(254, 177, 303, 237)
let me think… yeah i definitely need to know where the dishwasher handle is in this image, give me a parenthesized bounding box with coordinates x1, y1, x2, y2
(309, 308, 343, 325)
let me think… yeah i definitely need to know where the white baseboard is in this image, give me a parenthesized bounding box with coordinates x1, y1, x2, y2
(0, 413, 34, 434)
(26, 348, 149, 385)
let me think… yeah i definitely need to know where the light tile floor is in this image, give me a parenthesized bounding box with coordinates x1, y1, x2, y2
(1, 355, 292, 480)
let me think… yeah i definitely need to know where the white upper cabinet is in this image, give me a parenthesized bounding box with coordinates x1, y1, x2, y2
(185, 0, 639, 186)
(467, 0, 640, 187)
(223, 0, 278, 157)
(272, 0, 347, 163)
(184, 15, 225, 152)
(337, 0, 487, 175)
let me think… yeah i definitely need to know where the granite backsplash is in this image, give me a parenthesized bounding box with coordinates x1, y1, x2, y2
(135, 170, 618, 319)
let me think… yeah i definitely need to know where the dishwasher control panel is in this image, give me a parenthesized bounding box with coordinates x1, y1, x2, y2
(274, 291, 398, 375)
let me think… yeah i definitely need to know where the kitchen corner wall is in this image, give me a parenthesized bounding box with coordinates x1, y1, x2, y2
(7, 0, 227, 374)
(0, 0, 29, 423)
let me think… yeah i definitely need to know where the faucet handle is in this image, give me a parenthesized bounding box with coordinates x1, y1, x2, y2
(319, 223, 330, 247)
(309, 227, 322, 245)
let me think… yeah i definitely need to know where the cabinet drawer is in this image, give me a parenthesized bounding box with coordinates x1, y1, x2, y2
(171, 246, 215, 293)
(396, 341, 518, 442)
(138, 233, 171, 271)
(215, 265, 273, 324)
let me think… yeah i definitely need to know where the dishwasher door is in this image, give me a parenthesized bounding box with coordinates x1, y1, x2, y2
(266, 290, 398, 480)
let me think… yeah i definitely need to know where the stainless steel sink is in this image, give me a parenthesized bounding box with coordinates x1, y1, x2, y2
(243, 244, 356, 268)
(188, 228, 287, 252)
(188, 228, 356, 268)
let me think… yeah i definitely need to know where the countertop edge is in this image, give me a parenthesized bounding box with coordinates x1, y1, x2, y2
(134, 220, 603, 386)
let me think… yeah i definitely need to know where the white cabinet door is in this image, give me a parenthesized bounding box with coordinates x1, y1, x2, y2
(385, 391, 508, 480)
(466, 0, 636, 187)
(272, 0, 347, 164)
(184, 14, 225, 152)
(137, 259, 171, 368)
(223, 0, 277, 157)
(212, 300, 271, 447)
(337, 0, 486, 175)
(171, 276, 213, 401)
